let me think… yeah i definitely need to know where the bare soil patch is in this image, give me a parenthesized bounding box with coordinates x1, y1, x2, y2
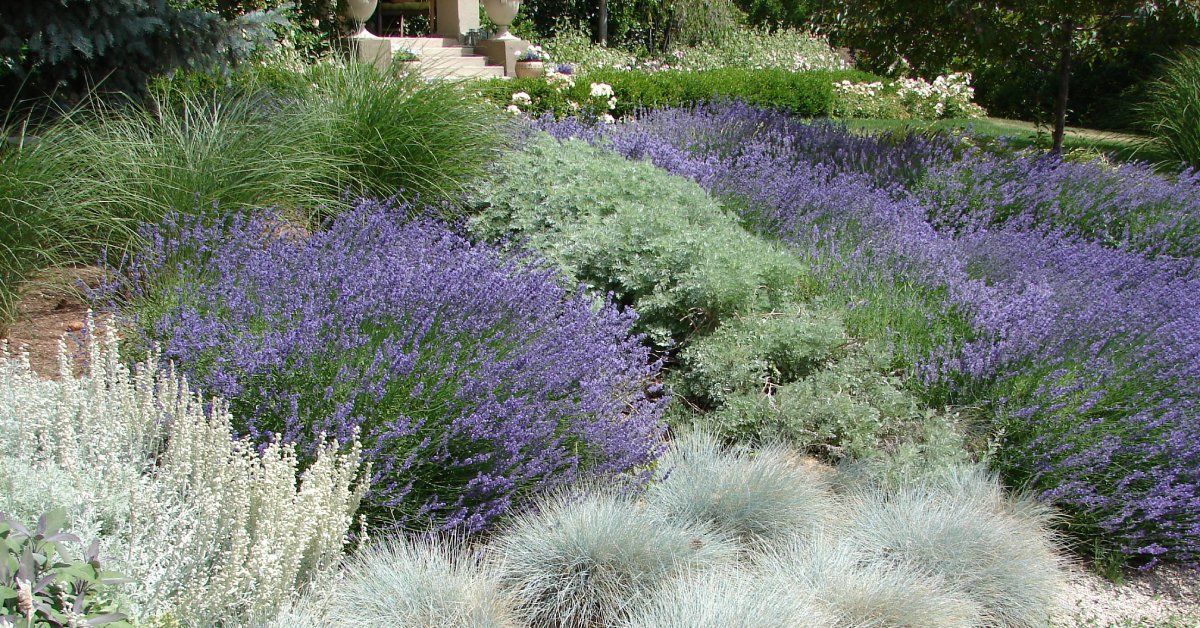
(1, 266, 107, 378)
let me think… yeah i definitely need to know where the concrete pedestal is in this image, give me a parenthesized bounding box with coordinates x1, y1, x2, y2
(353, 35, 393, 70)
(436, 0, 480, 39)
(476, 38, 530, 77)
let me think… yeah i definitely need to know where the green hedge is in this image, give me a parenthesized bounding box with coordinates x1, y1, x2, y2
(478, 68, 880, 118)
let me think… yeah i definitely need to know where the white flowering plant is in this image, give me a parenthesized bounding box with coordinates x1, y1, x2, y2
(541, 23, 848, 75)
(486, 73, 618, 123)
(832, 73, 986, 120)
(0, 318, 369, 627)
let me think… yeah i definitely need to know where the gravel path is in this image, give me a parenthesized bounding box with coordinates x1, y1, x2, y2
(1057, 562, 1199, 627)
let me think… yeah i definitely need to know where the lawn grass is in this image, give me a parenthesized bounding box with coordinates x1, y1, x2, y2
(844, 116, 1172, 167)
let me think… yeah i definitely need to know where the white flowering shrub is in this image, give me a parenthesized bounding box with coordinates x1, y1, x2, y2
(499, 73, 617, 122)
(542, 24, 847, 75)
(833, 73, 986, 120)
(0, 318, 368, 626)
(895, 73, 986, 119)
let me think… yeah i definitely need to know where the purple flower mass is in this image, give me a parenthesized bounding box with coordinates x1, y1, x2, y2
(120, 201, 666, 531)
(537, 103, 1200, 567)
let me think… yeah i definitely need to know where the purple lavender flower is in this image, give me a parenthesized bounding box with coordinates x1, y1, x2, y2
(114, 201, 666, 532)
(540, 102, 1200, 568)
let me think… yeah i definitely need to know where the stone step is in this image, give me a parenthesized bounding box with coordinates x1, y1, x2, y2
(426, 65, 505, 79)
(410, 46, 478, 59)
(384, 36, 462, 50)
(357, 36, 505, 80)
(418, 55, 492, 69)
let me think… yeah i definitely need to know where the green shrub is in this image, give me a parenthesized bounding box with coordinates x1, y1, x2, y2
(661, 28, 848, 74)
(538, 22, 846, 75)
(1140, 48, 1200, 168)
(674, 306, 847, 407)
(841, 465, 1066, 627)
(490, 490, 739, 628)
(645, 431, 834, 548)
(702, 351, 966, 463)
(0, 0, 230, 99)
(1, 509, 129, 627)
(479, 67, 879, 119)
(469, 136, 814, 345)
(272, 538, 517, 628)
(663, 0, 743, 47)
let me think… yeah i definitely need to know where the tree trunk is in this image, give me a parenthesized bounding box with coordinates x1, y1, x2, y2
(598, 0, 608, 46)
(1051, 19, 1074, 154)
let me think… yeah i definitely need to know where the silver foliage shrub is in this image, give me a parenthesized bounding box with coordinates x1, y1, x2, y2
(0, 320, 368, 626)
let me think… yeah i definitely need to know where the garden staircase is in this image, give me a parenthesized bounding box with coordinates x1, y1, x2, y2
(362, 36, 506, 80)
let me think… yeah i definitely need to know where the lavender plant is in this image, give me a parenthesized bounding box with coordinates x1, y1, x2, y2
(537, 103, 1200, 568)
(114, 201, 666, 532)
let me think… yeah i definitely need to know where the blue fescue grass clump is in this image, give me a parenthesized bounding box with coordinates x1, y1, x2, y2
(489, 489, 740, 628)
(622, 567, 833, 628)
(111, 200, 666, 532)
(758, 537, 986, 627)
(271, 537, 517, 628)
(283, 435, 1065, 626)
(537, 102, 1200, 569)
(842, 466, 1065, 627)
(644, 431, 834, 548)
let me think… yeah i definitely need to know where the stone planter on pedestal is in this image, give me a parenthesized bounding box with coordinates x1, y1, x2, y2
(515, 60, 544, 78)
(477, 0, 531, 77)
(482, 0, 522, 40)
(345, 0, 379, 38)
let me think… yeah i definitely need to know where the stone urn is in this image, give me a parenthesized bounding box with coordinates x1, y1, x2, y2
(345, 0, 378, 38)
(482, 0, 522, 41)
(515, 60, 544, 78)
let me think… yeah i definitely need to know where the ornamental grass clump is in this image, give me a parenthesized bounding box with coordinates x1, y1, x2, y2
(302, 60, 508, 206)
(1140, 48, 1200, 170)
(757, 537, 985, 627)
(489, 489, 739, 628)
(622, 567, 833, 628)
(645, 431, 835, 548)
(0, 322, 367, 625)
(115, 200, 666, 531)
(841, 465, 1065, 627)
(272, 537, 518, 628)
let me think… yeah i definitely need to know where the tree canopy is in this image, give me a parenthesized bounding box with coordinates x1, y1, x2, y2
(817, 0, 1200, 149)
